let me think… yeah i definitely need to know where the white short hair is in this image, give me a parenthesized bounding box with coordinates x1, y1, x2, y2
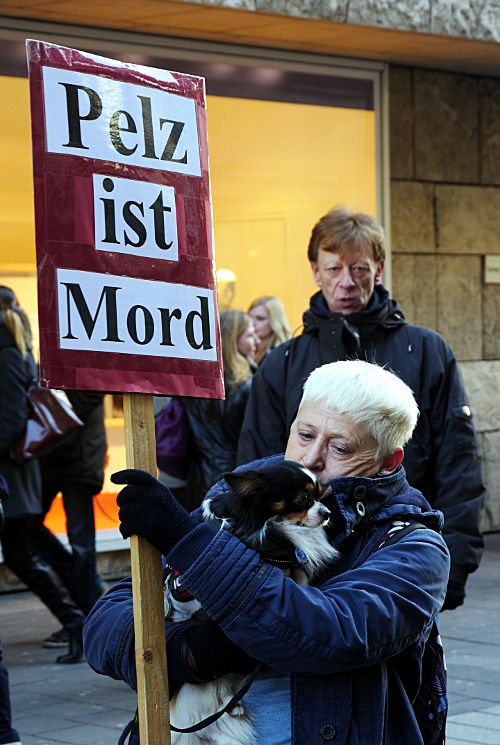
(299, 360, 419, 458)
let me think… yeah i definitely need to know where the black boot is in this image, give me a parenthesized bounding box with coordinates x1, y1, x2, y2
(1, 531, 86, 662)
(4, 556, 86, 661)
(57, 618, 84, 664)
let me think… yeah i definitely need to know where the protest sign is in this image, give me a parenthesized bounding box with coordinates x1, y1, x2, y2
(27, 39, 222, 399)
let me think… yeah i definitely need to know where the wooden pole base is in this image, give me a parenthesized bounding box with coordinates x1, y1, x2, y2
(123, 392, 170, 745)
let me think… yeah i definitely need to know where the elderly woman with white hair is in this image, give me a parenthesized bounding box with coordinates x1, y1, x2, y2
(84, 360, 450, 745)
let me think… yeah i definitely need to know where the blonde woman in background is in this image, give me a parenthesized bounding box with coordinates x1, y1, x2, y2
(181, 309, 257, 506)
(248, 295, 291, 365)
(0, 286, 85, 664)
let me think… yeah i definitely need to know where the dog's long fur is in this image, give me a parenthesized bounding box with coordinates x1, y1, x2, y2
(167, 461, 339, 745)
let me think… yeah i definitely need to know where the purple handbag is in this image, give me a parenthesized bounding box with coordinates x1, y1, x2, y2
(155, 399, 190, 479)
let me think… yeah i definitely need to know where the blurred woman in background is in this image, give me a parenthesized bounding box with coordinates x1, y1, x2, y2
(0, 286, 85, 664)
(235, 309, 259, 366)
(248, 295, 291, 365)
(182, 309, 256, 507)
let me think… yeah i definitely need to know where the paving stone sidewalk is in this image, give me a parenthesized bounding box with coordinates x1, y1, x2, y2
(440, 532, 500, 745)
(1, 532, 500, 744)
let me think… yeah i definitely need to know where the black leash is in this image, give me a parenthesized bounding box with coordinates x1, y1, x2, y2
(170, 662, 263, 734)
(126, 664, 262, 741)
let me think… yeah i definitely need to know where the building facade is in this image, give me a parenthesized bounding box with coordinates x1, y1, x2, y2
(0, 0, 498, 574)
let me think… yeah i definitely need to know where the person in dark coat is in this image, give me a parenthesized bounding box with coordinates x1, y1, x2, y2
(0, 638, 20, 745)
(0, 475, 22, 745)
(237, 206, 485, 612)
(182, 309, 256, 509)
(0, 286, 85, 663)
(36, 390, 107, 637)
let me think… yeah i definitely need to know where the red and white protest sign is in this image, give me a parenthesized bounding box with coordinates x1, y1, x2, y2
(27, 40, 223, 399)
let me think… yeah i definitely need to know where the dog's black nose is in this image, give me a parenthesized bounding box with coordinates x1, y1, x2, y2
(318, 506, 330, 520)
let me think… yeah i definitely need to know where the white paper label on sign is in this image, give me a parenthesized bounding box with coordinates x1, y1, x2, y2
(43, 66, 201, 176)
(56, 268, 216, 360)
(93, 174, 179, 261)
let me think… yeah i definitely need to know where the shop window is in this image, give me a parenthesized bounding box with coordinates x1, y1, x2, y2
(0, 38, 379, 544)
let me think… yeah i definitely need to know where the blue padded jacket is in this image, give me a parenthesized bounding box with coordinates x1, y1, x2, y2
(83, 457, 450, 745)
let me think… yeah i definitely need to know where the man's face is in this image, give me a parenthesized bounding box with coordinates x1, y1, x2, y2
(285, 403, 383, 486)
(311, 243, 383, 314)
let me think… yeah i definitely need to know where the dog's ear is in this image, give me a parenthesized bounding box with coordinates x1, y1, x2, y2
(223, 470, 262, 499)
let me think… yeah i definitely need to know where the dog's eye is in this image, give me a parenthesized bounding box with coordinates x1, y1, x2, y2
(292, 493, 314, 510)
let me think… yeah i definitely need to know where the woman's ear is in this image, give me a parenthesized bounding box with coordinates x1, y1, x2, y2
(381, 448, 404, 474)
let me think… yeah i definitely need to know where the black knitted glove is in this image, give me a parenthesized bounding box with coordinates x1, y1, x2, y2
(441, 579, 465, 611)
(184, 618, 258, 681)
(112, 469, 197, 556)
(165, 623, 201, 690)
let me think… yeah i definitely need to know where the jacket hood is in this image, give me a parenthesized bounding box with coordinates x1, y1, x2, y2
(303, 285, 406, 337)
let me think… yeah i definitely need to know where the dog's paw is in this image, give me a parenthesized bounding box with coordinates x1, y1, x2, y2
(228, 703, 246, 719)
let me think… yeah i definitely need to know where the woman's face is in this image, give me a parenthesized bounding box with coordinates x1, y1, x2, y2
(285, 403, 384, 486)
(249, 304, 272, 341)
(237, 322, 258, 360)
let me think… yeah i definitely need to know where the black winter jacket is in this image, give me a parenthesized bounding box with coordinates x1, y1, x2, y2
(0, 322, 42, 518)
(237, 287, 484, 607)
(183, 378, 251, 507)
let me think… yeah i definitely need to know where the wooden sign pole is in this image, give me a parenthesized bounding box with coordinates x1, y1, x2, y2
(123, 392, 171, 745)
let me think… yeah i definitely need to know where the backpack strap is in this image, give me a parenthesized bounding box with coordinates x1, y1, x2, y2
(374, 521, 427, 550)
(349, 520, 428, 573)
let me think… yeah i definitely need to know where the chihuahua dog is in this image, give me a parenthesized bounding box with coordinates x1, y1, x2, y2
(166, 460, 339, 745)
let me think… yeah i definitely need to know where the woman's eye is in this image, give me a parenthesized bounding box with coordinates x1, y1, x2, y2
(352, 266, 369, 276)
(331, 443, 349, 455)
(299, 431, 314, 441)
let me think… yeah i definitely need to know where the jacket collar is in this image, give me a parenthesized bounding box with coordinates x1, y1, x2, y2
(303, 285, 406, 337)
(322, 466, 443, 548)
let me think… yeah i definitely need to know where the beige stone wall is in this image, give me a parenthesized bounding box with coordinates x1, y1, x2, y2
(185, 0, 500, 42)
(389, 65, 500, 531)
